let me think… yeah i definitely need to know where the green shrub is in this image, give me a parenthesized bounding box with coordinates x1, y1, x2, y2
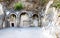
(14, 2, 24, 10)
(52, 0, 60, 9)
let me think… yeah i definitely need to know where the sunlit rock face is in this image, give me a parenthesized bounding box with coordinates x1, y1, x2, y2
(55, 10, 60, 27)
(0, 4, 4, 29)
(0, 4, 4, 15)
(57, 16, 60, 26)
(42, 0, 54, 27)
(42, 7, 54, 27)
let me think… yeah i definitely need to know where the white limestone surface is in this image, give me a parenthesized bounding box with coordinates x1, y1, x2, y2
(0, 27, 56, 38)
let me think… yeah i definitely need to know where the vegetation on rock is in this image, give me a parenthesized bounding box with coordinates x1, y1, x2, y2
(52, 0, 60, 9)
(14, 2, 24, 10)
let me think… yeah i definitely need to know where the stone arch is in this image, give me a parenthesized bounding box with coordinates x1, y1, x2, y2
(33, 14, 39, 19)
(32, 14, 39, 27)
(10, 14, 16, 21)
(9, 13, 17, 27)
(19, 12, 30, 27)
(20, 12, 28, 17)
(8, 12, 17, 19)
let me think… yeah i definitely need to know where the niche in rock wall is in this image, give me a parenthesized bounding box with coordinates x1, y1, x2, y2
(20, 12, 30, 27)
(32, 14, 39, 27)
(9, 14, 16, 27)
(10, 14, 16, 21)
(11, 23, 14, 27)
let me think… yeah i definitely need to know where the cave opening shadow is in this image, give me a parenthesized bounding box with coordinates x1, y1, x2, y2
(11, 23, 14, 27)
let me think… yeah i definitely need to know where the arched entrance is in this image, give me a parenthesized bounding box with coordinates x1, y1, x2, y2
(32, 14, 39, 27)
(9, 14, 16, 27)
(20, 12, 30, 27)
